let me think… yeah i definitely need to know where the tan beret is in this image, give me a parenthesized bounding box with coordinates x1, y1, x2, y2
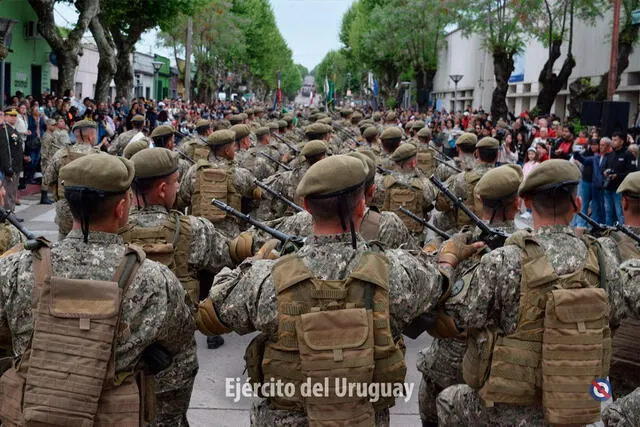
(417, 127, 432, 139)
(72, 119, 97, 131)
(229, 114, 244, 125)
(618, 171, 640, 196)
(297, 155, 367, 198)
(195, 119, 211, 129)
(254, 127, 270, 137)
(207, 129, 236, 146)
(340, 108, 353, 118)
(278, 120, 288, 129)
(411, 120, 426, 130)
(215, 120, 231, 130)
(476, 164, 523, 200)
(123, 138, 150, 159)
(150, 125, 175, 138)
(518, 159, 581, 196)
(60, 154, 134, 193)
(455, 132, 478, 147)
(348, 151, 375, 182)
(283, 114, 293, 124)
(131, 148, 179, 179)
(305, 123, 332, 136)
(317, 117, 332, 125)
(476, 137, 500, 149)
(391, 143, 417, 162)
(131, 114, 146, 123)
(386, 112, 397, 121)
(372, 112, 382, 121)
(351, 112, 363, 123)
(301, 140, 328, 158)
(268, 121, 279, 130)
(363, 126, 379, 139)
(380, 127, 402, 141)
(230, 124, 250, 140)
(245, 108, 254, 115)
(239, 113, 248, 121)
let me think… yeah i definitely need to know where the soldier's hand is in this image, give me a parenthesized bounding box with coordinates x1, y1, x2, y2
(249, 239, 280, 260)
(438, 239, 486, 268)
(229, 231, 254, 263)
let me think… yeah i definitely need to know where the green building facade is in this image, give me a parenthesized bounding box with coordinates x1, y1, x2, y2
(154, 54, 170, 100)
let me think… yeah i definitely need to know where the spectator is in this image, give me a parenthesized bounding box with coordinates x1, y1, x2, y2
(602, 132, 636, 225)
(535, 142, 550, 162)
(26, 105, 45, 184)
(551, 124, 574, 160)
(628, 144, 639, 170)
(523, 146, 540, 178)
(497, 132, 518, 165)
(573, 138, 604, 226)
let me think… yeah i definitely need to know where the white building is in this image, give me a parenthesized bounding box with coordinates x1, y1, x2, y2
(132, 51, 156, 100)
(50, 43, 115, 100)
(432, 9, 640, 123)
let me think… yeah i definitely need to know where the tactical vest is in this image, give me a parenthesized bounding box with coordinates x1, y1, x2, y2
(382, 175, 425, 233)
(456, 170, 483, 227)
(463, 232, 610, 425)
(57, 148, 91, 199)
(360, 209, 381, 242)
(119, 211, 199, 305)
(252, 252, 406, 425)
(0, 244, 151, 427)
(191, 160, 241, 223)
(193, 146, 210, 163)
(416, 147, 437, 176)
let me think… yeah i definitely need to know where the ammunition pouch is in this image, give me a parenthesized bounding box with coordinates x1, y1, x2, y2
(197, 299, 232, 335)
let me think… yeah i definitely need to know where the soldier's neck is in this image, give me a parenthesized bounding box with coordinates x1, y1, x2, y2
(313, 221, 361, 235)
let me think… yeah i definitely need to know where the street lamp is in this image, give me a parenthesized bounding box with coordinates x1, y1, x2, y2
(0, 18, 18, 109)
(152, 60, 164, 101)
(449, 74, 463, 113)
(401, 81, 412, 110)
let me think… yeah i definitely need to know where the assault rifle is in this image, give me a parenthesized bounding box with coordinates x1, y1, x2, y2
(398, 207, 450, 240)
(333, 124, 362, 146)
(177, 150, 195, 164)
(257, 152, 292, 171)
(254, 180, 303, 212)
(376, 165, 393, 175)
(429, 176, 510, 249)
(434, 157, 462, 173)
(212, 199, 304, 249)
(616, 223, 640, 245)
(271, 132, 301, 154)
(0, 207, 46, 250)
(577, 213, 612, 237)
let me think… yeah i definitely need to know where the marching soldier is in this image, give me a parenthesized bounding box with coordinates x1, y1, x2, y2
(123, 137, 150, 160)
(179, 119, 212, 163)
(241, 126, 285, 180)
(362, 126, 382, 155)
(38, 118, 59, 205)
(108, 114, 145, 156)
(0, 108, 23, 214)
(434, 132, 477, 182)
(378, 127, 403, 169)
(413, 127, 441, 177)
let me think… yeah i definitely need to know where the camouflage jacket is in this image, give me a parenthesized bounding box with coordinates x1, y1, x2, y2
(108, 129, 140, 156)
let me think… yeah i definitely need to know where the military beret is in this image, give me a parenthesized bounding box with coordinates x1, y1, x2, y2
(455, 132, 478, 147)
(60, 154, 134, 193)
(340, 108, 353, 118)
(131, 148, 179, 179)
(207, 129, 236, 146)
(305, 123, 332, 136)
(45, 118, 57, 126)
(267, 121, 279, 130)
(297, 155, 367, 198)
(229, 114, 244, 125)
(131, 114, 146, 123)
(123, 138, 150, 159)
(195, 119, 211, 129)
(417, 127, 432, 139)
(351, 112, 363, 123)
(618, 171, 640, 196)
(254, 127, 270, 137)
(372, 112, 382, 121)
(150, 125, 175, 138)
(239, 113, 248, 121)
(348, 151, 376, 182)
(245, 108, 254, 115)
(518, 159, 581, 196)
(380, 127, 402, 141)
(215, 120, 231, 130)
(230, 124, 250, 140)
(3, 107, 17, 116)
(411, 120, 426, 130)
(363, 126, 379, 139)
(386, 112, 397, 121)
(283, 114, 293, 124)
(254, 107, 264, 114)
(476, 137, 500, 149)
(278, 120, 288, 129)
(391, 143, 417, 162)
(476, 164, 523, 200)
(72, 119, 97, 131)
(301, 140, 328, 158)
(317, 117, 332, 125)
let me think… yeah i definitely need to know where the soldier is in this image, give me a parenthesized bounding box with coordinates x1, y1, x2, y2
(179, 129, 260, 238)
(179, 119, 212, 163)
(434, 132, 477, 182)
(413, 127, 441, 177)
(45, 119, 103, 240)
(232, 124, 253, 166)
(0, 154, 194, 426)
(108, 114, 145, 156)
(123, 137, 150, 160)
(38, 118, 58, 205)
(417, 164, 523, 427)
(378, 127, 403, 169)
(151, 124, 192, 184)
(383, 111, 398, 129)
(120, 148, 234, 424)
(0, 108, 23, 214)
(196, 155, 476, 427)
(362, 126, 382, 155)
(433, 136, 498, 233)
(435, 159, 624, 427)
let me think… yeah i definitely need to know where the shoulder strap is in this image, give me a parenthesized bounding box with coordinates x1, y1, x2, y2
(360, 209, 381, 242)
(272, 254, 313, 293)
(112, 244, 145, 290)
(383, 175, 397, 189)
(32, 244, 53, 309)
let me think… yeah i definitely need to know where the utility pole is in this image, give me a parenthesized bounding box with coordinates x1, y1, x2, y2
(607, 0, 621, 100)
(184, 17, 193, 103)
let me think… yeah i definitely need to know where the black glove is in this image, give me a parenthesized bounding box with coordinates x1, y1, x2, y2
(5, 169, 14, 178)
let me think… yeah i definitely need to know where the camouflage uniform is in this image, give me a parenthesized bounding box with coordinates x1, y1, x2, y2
(435, 226, 625, 426)
(108, 129, 140, 156)
(0, 230, 195, 426)
(39, 130, 57, 184)
(258, 165, 309, 221)
(434, 154, 475, 183)
(178, 135, 208, 161)
(241, 144, 285, 180)
(44, 144, 103, 239)
(209, 233, 446, 426)
(0, 221, 25, 254)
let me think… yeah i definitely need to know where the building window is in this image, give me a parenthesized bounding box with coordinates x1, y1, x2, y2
(75, 82, 83, 98)
(145, 87, 151, 99)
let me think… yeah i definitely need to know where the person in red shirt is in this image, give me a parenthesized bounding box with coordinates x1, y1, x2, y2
(551, 124, 574, 160)
(536, 142, 550, 162)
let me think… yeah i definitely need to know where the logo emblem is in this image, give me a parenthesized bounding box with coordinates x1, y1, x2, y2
(450, 279, 465, 297)
(590, 378, 611, 401)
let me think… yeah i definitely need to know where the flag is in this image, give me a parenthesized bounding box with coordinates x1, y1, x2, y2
(325, 76, 335, 112)
(273, 71, 281, 111)
(277, 71, 282, 108)
(324, 77, 329, 110)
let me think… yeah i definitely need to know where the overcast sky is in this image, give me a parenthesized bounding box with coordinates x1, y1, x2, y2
(55, 0, 355, 73)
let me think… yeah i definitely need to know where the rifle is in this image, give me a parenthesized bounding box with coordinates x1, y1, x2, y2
(429, 176, 510, 249)
(0, 207, 47, 251)
(616, 223, 640, 245)
(376, 165, 393, 175)
(577, 213, 612, 237)
(334, 124, 362, 146)
(177, 150, 195, 164)
(435, 157, 462, 173)
(257, 152, 292, 171)
(212, 199, 304, 249)
(271, 132, 301, 154)
(254, 180, 303, 212)
(398, 207, 450, 240)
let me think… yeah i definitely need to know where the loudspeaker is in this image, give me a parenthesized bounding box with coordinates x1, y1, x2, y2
(581, 101, 602, 126)
(600, 101, 630, 137)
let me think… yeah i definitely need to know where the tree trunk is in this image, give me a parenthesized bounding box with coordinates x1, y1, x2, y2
(111, 31, 135, 102)
(491, 47, 515, 121)
(89, 11, 116, 103)
(56, 52, 79, 97)
(534, 54, 576, 115)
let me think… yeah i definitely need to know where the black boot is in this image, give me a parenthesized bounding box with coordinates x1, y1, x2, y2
(422, 421, 438, 427)
(40, 190, 53, 205)
(206, 335, 224, 349)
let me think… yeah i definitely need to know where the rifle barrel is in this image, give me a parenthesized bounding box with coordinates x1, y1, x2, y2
(0, 207, 36, 240)
(258, 152, 292, 171)
(398, 207, 450, 240)
(435, 157, 462, 173)
(616, 223, 640, 245)
(254, 180, 303, 212)
(271, 133, 301, 154)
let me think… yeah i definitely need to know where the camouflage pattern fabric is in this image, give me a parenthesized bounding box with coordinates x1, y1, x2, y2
(108, 129, 140, 156)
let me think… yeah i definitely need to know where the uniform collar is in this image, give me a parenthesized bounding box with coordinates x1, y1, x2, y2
(136, 204, 169, 214)
(66, 229, 123, 245)
(535, 225, 575, 236)
(306, 233, 365, 246)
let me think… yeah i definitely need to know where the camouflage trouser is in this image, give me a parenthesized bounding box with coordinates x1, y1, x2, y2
(602, 387, 640, 427)
(436, 384, 547, 427)
(3, 175, 17, 212)
(249, 400, 390, 427)
(55, 199, 73, 238)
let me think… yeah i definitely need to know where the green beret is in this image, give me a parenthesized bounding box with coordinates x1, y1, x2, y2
(305, 123, 332, 136)
(455, 132, 478, 147)
(476, 137, 500, 149)
(417, 127, 432, 139)
(268, 121, 279, 130)
(301, 140, 328, 158)
(72, 119, 97, 131)
(60, 154, 134, 193)
(230, 124, 250, 140)
(363, 126, 379, 139)
(476, 164, 523, 200)
(386, 112, 397, 121)
(131, 148, 179, 179)
(518, 159, 581, 196)
(195, 119, 211, 129)
(411, 121, 425, 130)
(380, 127, 402, 141)
(278, 120, 288, 129)
(207, 129, 236, 146)
(150, 125, 175, 138)
(254, 127, 270, 137)
(618, 171, 640, 196)
(229, 114, 244, 125)
(297, 155, 367, 198)
(391, 143, 417, 162)
(348, 151, 375, 182)
(123, 138, 150, 159)
(131, 115, 146, 123)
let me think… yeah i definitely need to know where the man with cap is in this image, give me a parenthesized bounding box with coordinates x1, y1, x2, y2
(119, 147, 234, 425)
(45, 119, 103, 239)
(108, 114, 145, 156)
(417, 164, 524, 427)
(379, 127, 404, 169)
(383, 111, 399, 129)
(196, 154, 474, 427)
(179, 129, 260, 238)
(379, 143, 437, 242)
(123, 137, 150, 160)
(414, 127, 442, 177)
(0, 154, 194, 426)
(179, 119, 212, 163)
(38, 118, 59, 205)
(435, 159, 625, 426)
(363, 126, 382, 155)
(433, 136, 499, 233)
(240, 125, 285, 180)
(434, 131, 477, 182)
(0, 108, 24, 214)
(302, 122, 337, 154)
(150, 124, 192, 187)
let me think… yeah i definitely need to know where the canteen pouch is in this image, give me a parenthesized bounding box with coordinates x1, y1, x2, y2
(244, 333, 269, 387)
(463, 328, 498, 390)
